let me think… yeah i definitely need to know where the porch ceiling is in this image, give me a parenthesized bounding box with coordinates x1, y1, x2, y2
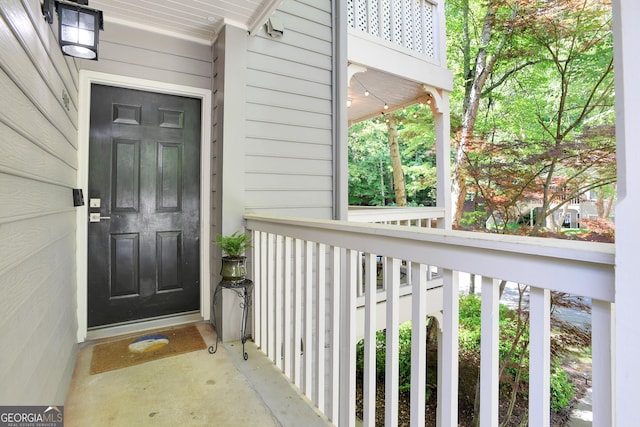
(348, 67, 430, 126)
(88, 0, 284, 44)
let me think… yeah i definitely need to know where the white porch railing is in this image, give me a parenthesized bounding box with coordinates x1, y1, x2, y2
(347, 0, 438, 59)
(348, 205, 445, 228)
(244, 214, 615, 426)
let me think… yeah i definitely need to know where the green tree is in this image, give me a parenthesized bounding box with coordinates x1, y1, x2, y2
(447, 0, 543, 226)
(461, 0, 615, 233)
(348, 121, 393, 205)
(524, 0, 615, 231)
(349, 105, 437, 207)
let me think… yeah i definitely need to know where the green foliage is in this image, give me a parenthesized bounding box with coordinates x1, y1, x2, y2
(458, 294, 576, 413)
(348, 121, 393, 205)
(213, 231, 251, 258)
(355, 295, 580, 413)
(348, 105, 438, 206)
(550, 363, 575, 412)
(356, 321, 436, 402)
(562, 228, 590, 238)
(458, 293, 482, 352)
(454, 1, 616, 233)
(459, 210, 487, 229)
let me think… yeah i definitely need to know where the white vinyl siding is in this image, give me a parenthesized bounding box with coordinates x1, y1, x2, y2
(245, 0, 334, 218)
(0, 0, 79, 405)
(80, 22, 213, 90)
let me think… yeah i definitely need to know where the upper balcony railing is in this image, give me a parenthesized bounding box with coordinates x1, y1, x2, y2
(348, 205, 445, 227)
(347, 0, 439, 59)
(244, 214, 614, 426)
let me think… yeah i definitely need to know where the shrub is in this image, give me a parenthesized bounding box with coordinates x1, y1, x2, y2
(356, 321, 436, 402)
(355, 294, 579, 413)
(459, 210, 487, 229)
(550, 363, 575, 412)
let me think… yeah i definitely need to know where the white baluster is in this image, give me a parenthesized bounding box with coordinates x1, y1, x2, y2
(410, 263, 427, 426)
(363, 252, 377, 426)
(385, 257, 400, 425)
(480, 276, 499, 427)
(529, 286, 550, 425)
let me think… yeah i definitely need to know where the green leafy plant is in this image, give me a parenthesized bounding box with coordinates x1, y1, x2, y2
(459, 210, 487, 229)
(550, 362, 575, 412)
(213, 231, 251, 259)
(458, 294, 578, 415)
(356, 321, 437, 403)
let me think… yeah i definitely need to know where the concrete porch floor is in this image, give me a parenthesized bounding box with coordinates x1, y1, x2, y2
(64, 322, 331, 427)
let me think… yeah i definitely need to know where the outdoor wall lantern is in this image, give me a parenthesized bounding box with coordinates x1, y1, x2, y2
(42, 0, 104, 60)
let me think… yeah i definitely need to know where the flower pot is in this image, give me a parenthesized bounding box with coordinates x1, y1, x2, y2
(220, 256, 246, 284)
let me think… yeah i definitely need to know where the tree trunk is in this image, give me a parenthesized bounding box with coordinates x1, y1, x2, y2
(534, 161, 557, 233)
(604, 189, 615, 219)
(596, 184, 616, 219)
(452, 3, 498, 225)
(387, 116, 407, 206)
(595, 188, 605, 218)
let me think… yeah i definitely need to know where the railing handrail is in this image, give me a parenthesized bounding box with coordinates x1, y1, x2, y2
(347, 206, 446, 222)
(245, 213, 614, 301)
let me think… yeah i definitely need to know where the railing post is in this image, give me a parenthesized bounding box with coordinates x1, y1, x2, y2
(284, 237, 293, 378)
(267, 232, 276, 361)
(294, 238, 303, 386)
(303, 240, 314, 398)
(592, 298, 614, 425)
(529, 286, 550, 425)
(275, 235, 284, 370)
(316, 243, 326, 411)
(330, 246, 341, 422)
(479, 276, 499, 427)
(439, 268, 459, 426)
(410, 263, 428, 426)
(363, 252, 378, 426)
(339, 249, 358, 427)
(385, 257, 401, 426)
(251, 230, 262, 348)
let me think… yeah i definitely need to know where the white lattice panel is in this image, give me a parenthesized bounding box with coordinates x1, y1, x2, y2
(424, 2, 435, 57)
(369, 0, 380, 37)
(414, 0, 424, 53)
(348, 0, 436, 59)
(393, 0, 402, 44)
(404, 0, 414, 50)
(347, 0, 355, 28)
(357, 0, 368, 32)
(381, 0, 392, 42)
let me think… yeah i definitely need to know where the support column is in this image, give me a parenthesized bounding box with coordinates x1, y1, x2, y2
(213, 24, 248, 342)
(613, 2, 640, 425)
(434, 91, 451, 229)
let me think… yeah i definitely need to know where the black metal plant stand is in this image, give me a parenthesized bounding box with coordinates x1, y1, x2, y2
(209, 279, 253, 360)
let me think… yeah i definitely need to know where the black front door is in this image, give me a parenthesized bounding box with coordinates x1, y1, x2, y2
(87, 84, 201, 327)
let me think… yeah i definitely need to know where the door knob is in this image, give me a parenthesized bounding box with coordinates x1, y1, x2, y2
(89, 213, 111, 222)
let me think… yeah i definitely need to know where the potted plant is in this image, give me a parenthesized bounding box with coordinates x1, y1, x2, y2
(214, 231, 252, 284)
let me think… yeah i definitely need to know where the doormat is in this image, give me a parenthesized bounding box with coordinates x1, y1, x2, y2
(90, 325, 206, 375)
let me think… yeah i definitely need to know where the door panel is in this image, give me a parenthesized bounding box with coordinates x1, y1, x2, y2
(88, 84, 201, 327)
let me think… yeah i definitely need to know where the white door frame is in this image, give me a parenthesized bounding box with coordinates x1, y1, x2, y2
(76, 70, 212, 342)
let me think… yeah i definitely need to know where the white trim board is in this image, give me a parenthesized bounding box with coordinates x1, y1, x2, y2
(76, 70, 212, 343)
